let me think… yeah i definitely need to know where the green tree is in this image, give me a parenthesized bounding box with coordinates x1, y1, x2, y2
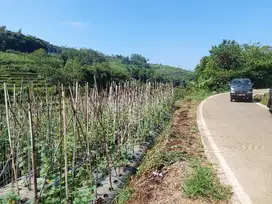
(32, 48, 47, 57)
(209, 39, 243, 70)
(130, 53, 149, 68)
(195, 40, 272, 90)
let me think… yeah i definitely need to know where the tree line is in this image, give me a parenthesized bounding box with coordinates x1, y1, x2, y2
(194, 39, 272, 91)
(0, 26, 62, 53)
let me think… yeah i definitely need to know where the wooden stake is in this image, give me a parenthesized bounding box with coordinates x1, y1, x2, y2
(72, 82, 78, 177)
(58, 83, 63, 203)
(62, 85, 69, 203)
(28, 84, 38, 203)
(4, 83, 20, 196)
(85, 83, 93, 186)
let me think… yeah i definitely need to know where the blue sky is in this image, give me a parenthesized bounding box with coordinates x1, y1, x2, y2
(1, 0, 272, 70)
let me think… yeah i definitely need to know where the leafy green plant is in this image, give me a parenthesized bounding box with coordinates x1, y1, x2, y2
(0, 191, 20, 204)
(72, 186, 96, 204)
(173, 87, 186, 101)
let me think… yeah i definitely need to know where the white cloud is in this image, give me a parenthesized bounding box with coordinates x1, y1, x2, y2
(61, 21, 87, 28)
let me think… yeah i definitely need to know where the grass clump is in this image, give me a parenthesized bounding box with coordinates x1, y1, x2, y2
(183, 160, 231, 200)
(114, 187, 135, 204)
(184, 89, 215, 101)
(260, 93, 269, 106)
(174, 87, 214, 102)
(174, 87, 187, 101)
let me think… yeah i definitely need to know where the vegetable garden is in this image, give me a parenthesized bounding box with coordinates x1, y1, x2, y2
(0, 81, 174, 203)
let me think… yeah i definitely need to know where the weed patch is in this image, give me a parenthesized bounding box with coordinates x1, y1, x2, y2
(114, 187, 135, 204)
(183, 160, 231, 200)
(254, 93, 269, 106)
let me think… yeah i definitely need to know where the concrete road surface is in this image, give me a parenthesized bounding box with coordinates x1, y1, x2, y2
(199, 90, 272, 204)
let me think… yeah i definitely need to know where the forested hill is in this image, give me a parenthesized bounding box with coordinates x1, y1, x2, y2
(0, 26, 62, 53)
(0, 26, 194, 89)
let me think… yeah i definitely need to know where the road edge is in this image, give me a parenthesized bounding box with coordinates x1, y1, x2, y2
(196, 94, 253, 204)
(254, 101, 269, 109)
(253, 89, 269, 110)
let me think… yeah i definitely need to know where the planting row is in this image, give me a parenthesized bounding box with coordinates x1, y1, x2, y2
(0, 81, 174, 203)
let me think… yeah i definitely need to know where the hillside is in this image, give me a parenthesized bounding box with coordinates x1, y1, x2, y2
(150, 63, 194, 83)
(0, 26, 194, 88)
(0, 50, 61, 89)
(108, 56, 194, 83)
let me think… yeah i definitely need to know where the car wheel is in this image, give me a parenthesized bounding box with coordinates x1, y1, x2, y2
(230, 97, 233, 102)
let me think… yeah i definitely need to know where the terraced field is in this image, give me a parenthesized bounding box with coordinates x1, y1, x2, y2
(0, 51, 61, 92)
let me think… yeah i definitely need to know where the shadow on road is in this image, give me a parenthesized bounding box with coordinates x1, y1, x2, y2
(231, 100, 253, 103)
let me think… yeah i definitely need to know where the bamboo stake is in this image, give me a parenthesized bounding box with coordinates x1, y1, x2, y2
(13, 84, 16, 105)
(24, 94, 31, 191)
(85, 83, 93, 186)
(95, 97, 114, 190)
(68, 87, 86, 152)
(46, 85, 51, 153)
(89, 81, 113, 189)
(62, 85, 69, 204)
(58, 83, 63, 203)
(28, 84, 38, 203)
(20, 79, 23, 102)
(4, 83, 20, 195)
(13, 86, 21, 192)
(72, 82, 78, 177)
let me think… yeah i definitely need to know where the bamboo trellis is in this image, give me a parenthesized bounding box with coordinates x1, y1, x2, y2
(0, 81, 174, 203)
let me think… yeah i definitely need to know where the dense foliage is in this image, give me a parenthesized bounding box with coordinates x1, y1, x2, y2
(0, 26, 194, 89)
(194, 39, 272, 91)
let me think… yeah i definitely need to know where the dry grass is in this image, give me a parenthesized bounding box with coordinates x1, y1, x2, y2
(116, 99, 232, 204)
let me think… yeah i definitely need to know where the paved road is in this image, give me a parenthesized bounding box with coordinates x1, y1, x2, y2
(202, 90, 272, 204)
